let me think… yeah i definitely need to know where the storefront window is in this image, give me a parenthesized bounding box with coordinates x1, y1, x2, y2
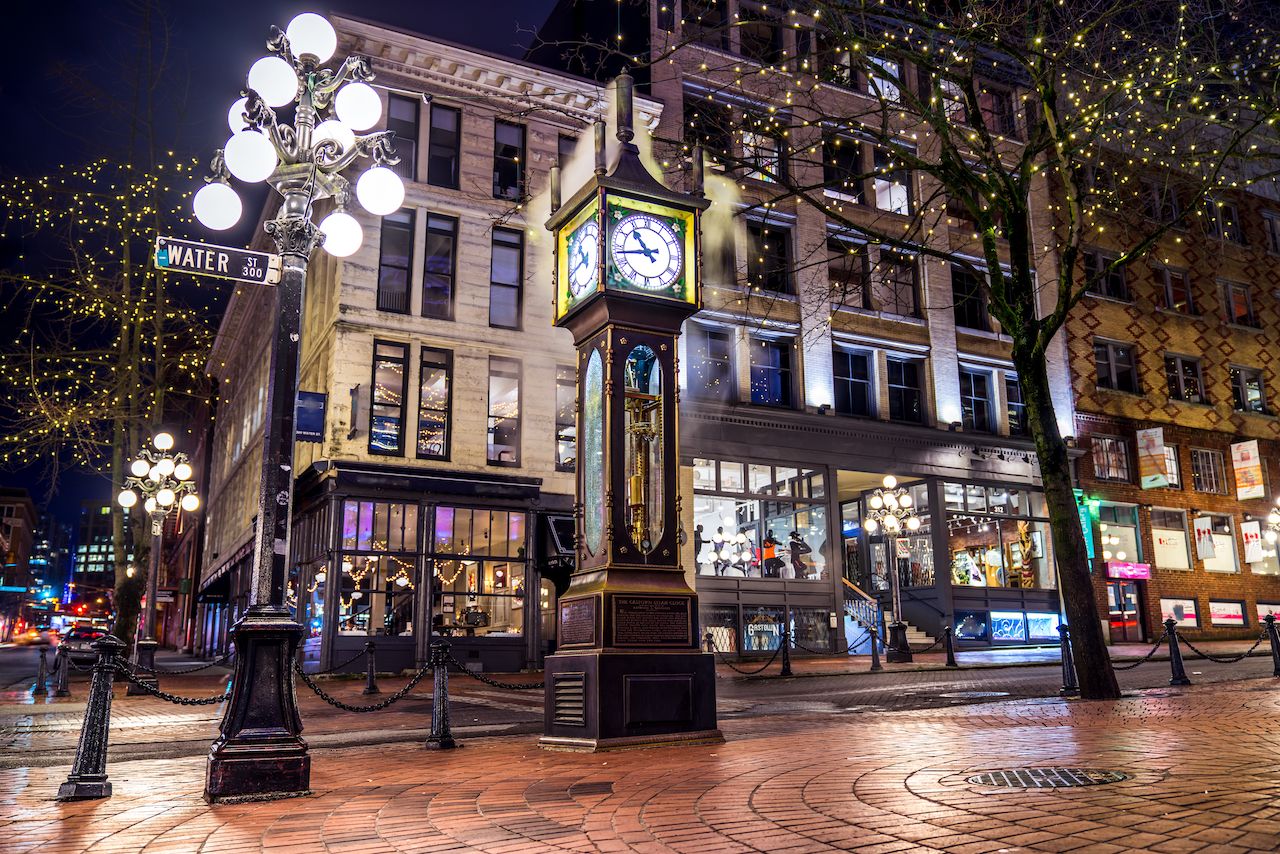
(430, 507, 527, 636)
(1098, 504, 1140, 563)
(702, 604, 739, 653)
(1151, 509, 1191, 570)
(743, 605, 784, 651)
(1202, 514, 1238, 573)
(946, 482, 1055, 589)
(692, 459, 829, 580)
(337, 554, 416, 636)
(790, 607, 832, 650)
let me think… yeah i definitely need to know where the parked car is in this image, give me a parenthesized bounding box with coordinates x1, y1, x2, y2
(14, 627, 53, 646)
(62, 625, 108, 663)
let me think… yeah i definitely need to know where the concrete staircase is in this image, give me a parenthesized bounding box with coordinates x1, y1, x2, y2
(883, 610, 935, 647)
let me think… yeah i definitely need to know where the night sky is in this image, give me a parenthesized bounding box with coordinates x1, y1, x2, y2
(0, 0, 557, 526)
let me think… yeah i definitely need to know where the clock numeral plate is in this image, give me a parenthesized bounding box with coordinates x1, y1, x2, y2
(611, 213, 683, 292)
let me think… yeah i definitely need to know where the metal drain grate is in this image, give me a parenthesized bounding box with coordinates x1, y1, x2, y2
(967, 768, 1128, 788)
(938, 691, 1011, 699)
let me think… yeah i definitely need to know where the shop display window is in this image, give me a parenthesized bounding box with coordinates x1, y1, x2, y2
(1025, 612, 1062, 641)
(1208, 600, 1246, 627)
(701, 605, 740, 653)
(429, 507, 527, 637)
(1201, 515, 1238, 573)
(743, 605, 784, 651)
(953, 610, 989, 641)
(989, 610, 1027, 641)
(790, 607, 833, 650)
(1256, 602, 1280, 622)
(341, 499, 419, 552)
(1097, 504, 1140, 563)
(946, 482, 1054, 589)
(1151, 509, 1191, 570)
(1160, 597, 1198, 627)
(337, 554, 416, 637)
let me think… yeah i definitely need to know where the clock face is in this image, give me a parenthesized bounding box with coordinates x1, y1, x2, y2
(567, 220, 600, 297)
(610, 213, 683, 291)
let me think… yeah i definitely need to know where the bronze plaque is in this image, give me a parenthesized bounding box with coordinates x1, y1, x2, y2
(612, 595, 692, 647)
(559, 598, 597, 647)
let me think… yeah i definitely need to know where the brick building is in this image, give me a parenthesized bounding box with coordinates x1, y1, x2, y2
(1069, 181, 1280, 642)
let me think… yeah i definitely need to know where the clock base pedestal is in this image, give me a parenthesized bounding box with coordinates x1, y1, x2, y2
(540, 649, 721, 752)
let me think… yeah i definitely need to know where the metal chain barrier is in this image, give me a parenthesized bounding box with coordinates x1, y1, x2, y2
(1110, 630, 1169, 670)
(113, 664, 230, 706)
(1179, 631, 1268, 664)
(293, 658, 433, 712)
(708, 638, 783, 675)
(129, 652, 234, 675)
(306, 646, 370, 676)
(444, 652, 544, 690)
(843, 628, 871, 654)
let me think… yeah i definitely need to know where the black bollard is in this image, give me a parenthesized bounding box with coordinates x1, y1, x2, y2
(32, 646, 49, 696)
(57, 635, 125, 801)
(1266, 615, 1280, 678)
(425, 641, 457, 750)
(869, 626, 883, 672)
(362, 641, 380, 695)
(1058, 623, 1079, 696)
(1164, 618, 1191, 686)
(779, 628, 793, 677)
(703, 631, 714, 654)
(54, 646, 72, 698)
(944, 625, 959, 668)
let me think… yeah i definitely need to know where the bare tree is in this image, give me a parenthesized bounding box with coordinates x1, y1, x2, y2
(536, 0, 1280, 698)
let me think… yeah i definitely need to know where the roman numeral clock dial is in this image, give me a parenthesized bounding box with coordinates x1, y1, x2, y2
(610, 213, 683, 292)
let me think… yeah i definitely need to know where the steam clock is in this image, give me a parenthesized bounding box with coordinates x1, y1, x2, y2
(542, 74, 721, 750)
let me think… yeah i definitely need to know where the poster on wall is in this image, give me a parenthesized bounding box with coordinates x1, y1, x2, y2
(1241, 520, 1265, 564)
(1152, 525, 1190, 570)
(1209, 600, 1246, 627)
(1230, 440, 1265, 500)
(1135, 427, 1169, 489)
(1192, 516, 1216, 560)
(1160, 597, 1198, 627)
(1256, 602, 1280, 622)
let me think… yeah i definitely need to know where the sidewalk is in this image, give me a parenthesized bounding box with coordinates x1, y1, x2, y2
(4, 676, 1280, 852)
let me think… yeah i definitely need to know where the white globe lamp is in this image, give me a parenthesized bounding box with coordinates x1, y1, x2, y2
(286, 13, 337, 63)
(174, 462, 194, 481)
(117, 490, 138, 509)
(130, 458, 150, 477)
(356, 166, 405, 215)
(319, 211, 363, 257)
(864, 518, 879, 533)
(247, 56, 298, 108)
(224, 130, 278, 183)
(882, 475, 898, 489)
(193, 183, 242, 231)
(313, 119, 355, 155)
(227, 97, 249, 132)
(181, 493, 201, 513)
(157, 488, 176, 507)
(144, 497, 157, 514)
(156, 457, 176, 477)
(153, 432, 174, 450)
(334, 81, 382, 130)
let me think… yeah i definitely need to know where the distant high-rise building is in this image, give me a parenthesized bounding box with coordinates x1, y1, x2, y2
(73, 501, 131, 610)
(0, 487, 38, 639)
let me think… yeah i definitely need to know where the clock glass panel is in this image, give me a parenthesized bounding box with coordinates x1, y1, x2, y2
(555, 199, 602, 320)
(605, 197, 697, 305)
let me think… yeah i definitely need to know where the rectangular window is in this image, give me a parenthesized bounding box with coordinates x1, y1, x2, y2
(1206, 198, 1244, 244)
(746, 222, 792, 294)
(555, 365, 576, 471)
(1142, 179, 1181, 224)
(1164, 355, 1206, 404)
(426, 104, 461, 189)
(833, 349, 874, 417)
(369, 341, 409, 455)
(1084, 249, 1128, 300)
(688, 324, 735, 401)
(738, 9, 784, 65)
(489, 228, 523, 329)
(977, 87, 1016, 136)
(867, 56, 900, 102)
(683, 0, 728, 50)
(1094, 340, 1139, 393)
(823, 136, 863, 202)
(386, 94, 419, 180)
(886, 358, 923, 423)
(1005, 377, 1028, 436)
(1203, 514, 1238, 573)
(487, 357, 521, 466)
(1091, 436, 1131, 481)
(872, 146, 911, 215)
(872, 251, 918, 317)
(1230, 366, 1267, 414)
(939, 78, 967, 123)
(749, 337, 793, 407)
(827, 237, 868, 308)
(422, 214, 457, 319)
(493, 120, 525, 200)
(959, 369, 993, 433)
(1151, 508, 1191, 570)
(1190, 448, 1227, 494)
(1156, 267, 1194, 314)
(557, 133, 576, 166)
(951, 264, 988, 331)
(417, 348, 451, 460)
(1163, 444, 1182, 488)
(1223, 281, 1258, 327)
(1264, 211, 1280, 254)
(376, 210, 414, 313)
(742, 122, 783, 183)
(683, 95, 733, 164)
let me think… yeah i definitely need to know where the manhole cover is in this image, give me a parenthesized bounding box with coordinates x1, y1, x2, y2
(967, 768, 1128, 788)
(938, 691, 1010, 699)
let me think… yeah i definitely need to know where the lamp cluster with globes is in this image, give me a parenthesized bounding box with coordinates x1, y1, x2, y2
(117, 432, 200, 519)
(862, 475, 921, 536)
(192, 12, 403, 259)
(1264, 495, 1280, 545)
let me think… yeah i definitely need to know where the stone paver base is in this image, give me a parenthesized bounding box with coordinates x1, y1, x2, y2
(4, 679, 1280, 852)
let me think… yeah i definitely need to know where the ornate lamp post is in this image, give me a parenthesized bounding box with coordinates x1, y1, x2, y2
(192, 12, 401, 802)
(116, 432, 199, 694)
(862, 475, 920, 663)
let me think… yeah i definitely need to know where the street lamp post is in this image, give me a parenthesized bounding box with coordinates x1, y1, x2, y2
(117, 433, 200, 694)
(862, 476, 921, 663)
(193, 13, 401, 803)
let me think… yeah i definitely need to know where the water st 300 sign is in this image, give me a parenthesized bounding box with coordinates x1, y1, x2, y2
(154, 236, 281, 285)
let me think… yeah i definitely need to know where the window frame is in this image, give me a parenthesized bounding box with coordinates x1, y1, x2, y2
(959, 368, 994, 433)
(486, 356, 522, 467)
(1155, 265, 1195, 315)
(873, 250, 919, 317)
(1230, 365, 1268, 414)
(745, 220, 793, 295)
(426, 103, 462, 189)
(1163, 443, 1182, 488)
(1163, 353, 1207, 405)
(1190, 448, 1228, 495)
(886, 357, 924, 424)
(421, 213, 458, 320)
(832, 347, 875, 418)
(950, 264, 989, 331)
(488, 227, 524, 330)
(1005, 376, 1029, 437)
(1263, 210, 1280, 255)
(687, 323, 736, 402)
(1093, 339, 1140, 394)
(827, 235, 869, 309)
(1222, 281, 1259, 328)
(1091, 436, 1132, 482)
(1206, 197, 1244, 244)
(386, 93, 420, 181)
(369, 340, 410, 457)
(375, 209, 415, 314)
(555, 364, 576, 472)
(748, 335, 795, 408)
(1083, 248, 1128, 301)
(492, 119, 526, 201)
(416, 347, 453, 461)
